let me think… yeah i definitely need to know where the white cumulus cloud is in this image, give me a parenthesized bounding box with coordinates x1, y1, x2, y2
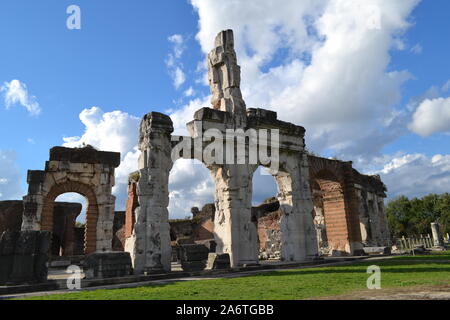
(377, 153, 450, 199)
(63, 107, 141, 211)
(189, 0, 419, 158)
(166, 34, 187, 89)
(1, 79, 41, 115)
(408, 96, 450, 136)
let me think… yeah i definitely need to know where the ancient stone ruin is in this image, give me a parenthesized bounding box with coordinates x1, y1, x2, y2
(124, 30, 320, 274)
(121, 29, 391, 274)
(0, 30, 393, 286)
(21, 145, 120, 254)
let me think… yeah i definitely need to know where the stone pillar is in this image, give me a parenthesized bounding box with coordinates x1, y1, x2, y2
(342, 166, 364, 255)
(275, 153, 318, 262)
(210, 164, 259, 267)
(126, 112, 174, 274)
(22, 171, 46, 231)
(431, 222, 445, 247)
(207, 29, 247, 127)
(94, 192, 116, 253)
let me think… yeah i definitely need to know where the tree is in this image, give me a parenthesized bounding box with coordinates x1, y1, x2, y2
(386, 193, 450, 238)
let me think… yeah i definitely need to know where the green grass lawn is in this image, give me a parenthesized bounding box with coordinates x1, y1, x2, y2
(22, 251, 450, 300)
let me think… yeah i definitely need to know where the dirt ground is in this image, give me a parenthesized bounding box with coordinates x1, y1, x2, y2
(315, 284, 450, 300)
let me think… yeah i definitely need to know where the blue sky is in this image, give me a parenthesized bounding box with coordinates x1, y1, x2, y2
(1, 0, 450, 218)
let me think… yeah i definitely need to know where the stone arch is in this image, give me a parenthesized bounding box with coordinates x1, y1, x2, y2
(255, 151, 318, 262)
(313, 169, 347, 253)
(41, 182, 99, 254)
(308, 156, 363, 255)
(21, 146, 120, 255)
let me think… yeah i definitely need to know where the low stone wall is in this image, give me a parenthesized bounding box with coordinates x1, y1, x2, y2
(83, 252, 132, 279)
(0, 231, 51, 285)
(179, 244, 209, 272)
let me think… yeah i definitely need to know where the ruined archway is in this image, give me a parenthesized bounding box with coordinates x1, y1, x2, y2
(21, 146, 120, 254)
(50, 195, 83, 256)
(314, 169, 348, 254)
(309, 156, 363, 255)
(126, 30, 320, 274)
(42, 182, 98, 255)
(252, 168, 279, 260)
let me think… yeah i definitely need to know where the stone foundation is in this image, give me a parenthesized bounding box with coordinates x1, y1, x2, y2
(83, 251, 132, 279)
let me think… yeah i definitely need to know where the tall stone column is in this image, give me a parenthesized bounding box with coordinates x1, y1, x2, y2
(210, 164, 259, 267)
(126, 112, 174, 274)
(431, 222, 445, 247)
(275, 153, 318, 262)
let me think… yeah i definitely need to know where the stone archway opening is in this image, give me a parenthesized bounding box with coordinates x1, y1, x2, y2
(313, 169, 348, 255)
(167, 159, 215, 265)
(168, 159, 215, 221)
(51, 193, 86, 257)
(251, 167, 280, 261)
(41, 182, 99, 256)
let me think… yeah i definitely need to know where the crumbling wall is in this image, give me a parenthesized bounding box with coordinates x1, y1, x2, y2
(126, 30, 323, 271)
(354, 171, 390, 246)
(0, 201, 24, 234)
(1, 200, 83, 257)
(0, 231, 51, 285)
(192, 204, 215, 241)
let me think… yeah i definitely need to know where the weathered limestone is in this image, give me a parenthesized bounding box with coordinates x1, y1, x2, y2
(206, 253, 231, 270)
(276, 153, 318, 261)
(208, 29, 247, 126)
(210, 164, 259, 266)
(125, 29, 322, 272)
(362, 246, 391, 255)
(126, 112, 174, 274)
(431, 222, 445, 248)
(21, 146, 120, 254)
(354, 176, 390, 247)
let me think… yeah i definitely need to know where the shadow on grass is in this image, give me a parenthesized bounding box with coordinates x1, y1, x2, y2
(259, 267, 450, 277)
(256, 260, 450, 278)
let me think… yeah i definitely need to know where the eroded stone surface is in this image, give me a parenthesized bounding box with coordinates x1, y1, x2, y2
(0, 230, 51, 285)
(21, 145, 120, 254)
(125, 29, 390, 273)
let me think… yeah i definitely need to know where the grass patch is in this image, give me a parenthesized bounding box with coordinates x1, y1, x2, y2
(21, 251, 450, 300)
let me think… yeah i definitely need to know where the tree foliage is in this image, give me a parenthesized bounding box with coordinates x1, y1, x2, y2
(386, 193, 450, 237)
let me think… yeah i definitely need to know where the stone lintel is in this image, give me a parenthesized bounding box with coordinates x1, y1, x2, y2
(49, 146, 120, 168)
(247, 108, 277, 121)
(193, 107, 233, 124)
(247, 108, 305, 137)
